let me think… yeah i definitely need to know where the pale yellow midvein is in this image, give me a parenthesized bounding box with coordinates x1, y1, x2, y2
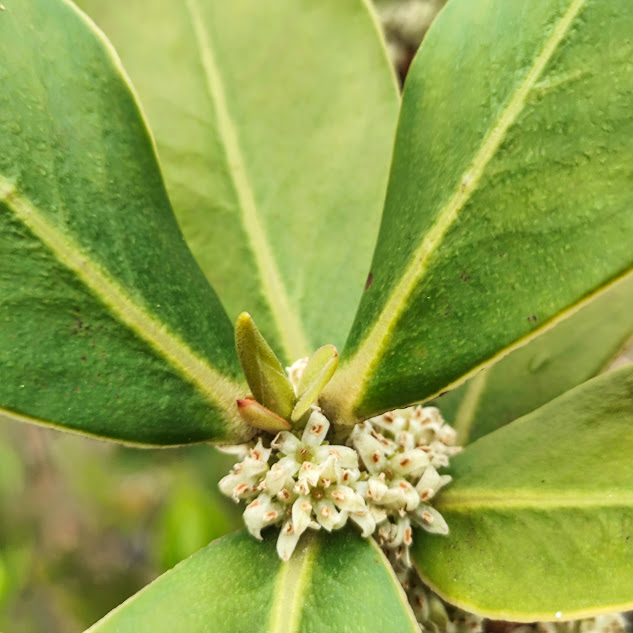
(267, 535, 317, 633)
(329, 0, 587, 421)
(453, 370, 489, 444)
(0, 176, 245, 433)
(437, 489, 633, 512)
(184, 0, 310, 361)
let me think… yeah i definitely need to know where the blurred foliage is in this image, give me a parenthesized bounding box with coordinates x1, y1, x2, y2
(0, 421, 240, 632)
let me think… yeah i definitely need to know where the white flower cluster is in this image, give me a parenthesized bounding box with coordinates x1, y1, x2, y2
(220, 410, 372, 560)
(350, 405, 461, 567)
(219, 401, 460, 562)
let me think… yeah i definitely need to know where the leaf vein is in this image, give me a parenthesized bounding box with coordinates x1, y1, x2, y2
(183, 0, 310, 361)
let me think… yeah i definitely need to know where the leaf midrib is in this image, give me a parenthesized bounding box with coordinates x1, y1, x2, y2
(0, 176, 245, 431)
(437, 488, 633, 511)
(331, 0, 588, 420)
(183, 0, 310, 362)
(267, 534, 317, 633)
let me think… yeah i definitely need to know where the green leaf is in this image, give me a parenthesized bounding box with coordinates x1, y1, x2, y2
(235, 313, 296, 419)
(0, 0, 249, 446)
(85, 529, 419, 633)
(323, 0, 633, 426)
(436, 272, 633, 444)
(75, 0, 400, 363)
(412, 364, 633, 621)
(292, 344, 339, 422)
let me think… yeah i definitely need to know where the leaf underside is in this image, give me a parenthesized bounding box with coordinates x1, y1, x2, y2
(323, 0, 633, 425)
(0, 0, 247, 445)
(85, 529, 419, 633)
(436, 271, 633, 444)
(76, 0, 400, 363)
(413, 364, 633, 621)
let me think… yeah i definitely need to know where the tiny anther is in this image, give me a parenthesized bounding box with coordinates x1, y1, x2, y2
(300, 448, 308, 456)
(398, 481, 411, 490)
(247, 499, 260, 509)
(283, 522, 294, 535)
(234, 483, 249, 496)
(385, 469, 393, 478)
(404, 528, 413, 546)
(383, 413, 394, 423)
(329, 448, 341, 459)
(301, 501, 312, 512)
(331, 491, 345, 502)
(399, 457, 411, 467)
(371, 451, 381, 464)
(321, 478, 331, 488)
(311, 423, 325, 436)
(251, 449, 262, 460)
(321, 506, 331, 518)
(420, 488, 432, 501)
(278, 489, 290, 500)
(263, 511, 279, 521)
(422, 511, 434, 523)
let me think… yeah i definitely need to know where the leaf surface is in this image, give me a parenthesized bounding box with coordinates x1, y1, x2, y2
(85, 529, 419, 633)
(413, 365, 633, 620)
(0, 0, 248, 445)
(76, 0, 400, 362)
(436, 273, 633, 444)
(323, 0, 633, 425)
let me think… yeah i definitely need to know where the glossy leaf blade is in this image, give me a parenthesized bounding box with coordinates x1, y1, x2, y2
(85, 529, 419, 633)
(323, 0, 633, 424)
(0, 0, 248, 445)
(76, 0, 400, 362)
(436, 272, 633, 444)
(413, 364, 633, 620)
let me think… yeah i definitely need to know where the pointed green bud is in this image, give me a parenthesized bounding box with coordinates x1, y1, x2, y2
(291, 344, 339, 422)
(236, 398, 291, 433)
(235, 313, 296, 419)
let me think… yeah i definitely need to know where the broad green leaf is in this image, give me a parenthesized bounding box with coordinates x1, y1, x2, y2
(323, 0, 633, 426)
(435, 272, 633, 444)
(235, 313, 296, 420)
(85, 529, 419, 633)
(412, 364, 633, 621)
(76, 0, 400, 362)
(0, 0, 249, 445)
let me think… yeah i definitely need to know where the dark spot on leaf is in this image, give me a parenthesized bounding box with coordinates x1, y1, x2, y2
(365, 272, 373, 290)
(73, 307, 80, 313)
(527, 315, 538, 323)
(80, 355, 87, 362)
(460, 271, 471, 282)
